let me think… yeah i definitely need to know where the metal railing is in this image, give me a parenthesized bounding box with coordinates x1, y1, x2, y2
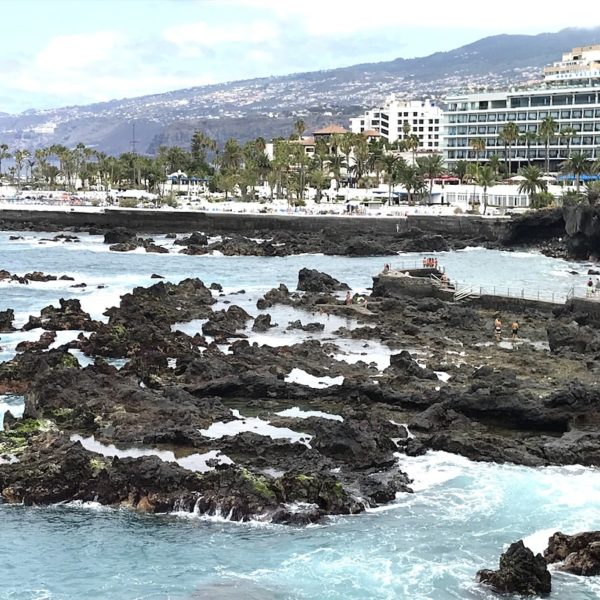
(475, 285, 567, 304)
(384, 267, 576, 305)
(570, 286, 600, 302)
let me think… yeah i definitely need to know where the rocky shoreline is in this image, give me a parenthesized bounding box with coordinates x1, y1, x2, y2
(3, 205, 598, 261)
(1, 229, 600, 593)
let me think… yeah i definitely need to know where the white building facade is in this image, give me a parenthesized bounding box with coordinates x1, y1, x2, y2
(443, 45, 600, 171)
(544, 44, 600, 83)
(350, 96, 443, 150)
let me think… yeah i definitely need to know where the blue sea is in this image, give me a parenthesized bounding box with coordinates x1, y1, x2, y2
(0, 231, 599, 599)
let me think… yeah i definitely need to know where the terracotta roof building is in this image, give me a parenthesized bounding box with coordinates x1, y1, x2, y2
(313, 124, 348, 137)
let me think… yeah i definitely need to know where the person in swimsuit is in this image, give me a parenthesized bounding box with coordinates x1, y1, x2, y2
(494, 317, 502, 341)
(511, 321, 519, 339)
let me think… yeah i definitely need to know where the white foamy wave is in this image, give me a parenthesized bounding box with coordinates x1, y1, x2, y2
(60, 500, 114, 512)
(550, 269, 574, 279)
(522, 528, 557, 554)
(457, 246, 487, 253)
(67, 349, 94, 368)
(48, 329, 84, 349)
(171, 501, 276, 528)
(395, 451, 473, 492)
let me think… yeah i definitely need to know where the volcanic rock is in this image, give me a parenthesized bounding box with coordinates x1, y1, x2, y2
(544, 531, 600, 576)
(103, 228, 137, 245)
(297, 268, 349, 293)
(0, 309, 16, 333)
(477, 540, 551, 596)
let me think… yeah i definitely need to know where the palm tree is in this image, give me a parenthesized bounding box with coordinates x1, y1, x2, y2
(405, 134, 420, 165)
(488, 153, 503, 176)
(560, 126, 576, 160)
(539, 116, 558, 174)
(13, 149, 29, 191)
(499, 122, 519, 175)
(339, 133, 356, 188)
(381, 153, 399, 204)
(397, 163, 423, 205)
(325, 154, 347, 193)
(351, 137, 370, 188)
(0, 144, 10, 176)
(307, 167, 329, 203)
(522, 132, 538, 165)
(585, 181, 600, 206)
(466, 163, 480, 210)
(314, 138, 329, 170)
(475, 165, 496, 215)
(470, 137, 486, 165)
(190, 131, 217, 176)
(561, 152, 590, 194)
(452, 160, 468, 182)
(517, 165, 548, 197)
(367, 143, 384, 185)
(417, 154, 445, 204)
(220, 138, 243, 174)
(293, 119, 306, 140)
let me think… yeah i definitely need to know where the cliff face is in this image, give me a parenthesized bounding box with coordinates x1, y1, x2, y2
(563, 205, 600, 259)
(501, 208, 565, 246)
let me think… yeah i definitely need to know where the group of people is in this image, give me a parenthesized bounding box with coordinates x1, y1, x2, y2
(494, 317, 520, 341)
(586, 277, 600, 297)
(423, 257, 438, 269)
(345, 290, 368, 309)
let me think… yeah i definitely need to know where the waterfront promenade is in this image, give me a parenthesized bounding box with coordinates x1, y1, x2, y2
(0, 202, 509, 236)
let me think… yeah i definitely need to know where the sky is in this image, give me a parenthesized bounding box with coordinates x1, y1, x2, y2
(1, 0, 600, 114)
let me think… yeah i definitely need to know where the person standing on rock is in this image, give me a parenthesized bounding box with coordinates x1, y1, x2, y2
(587, 278, 594, 297)
(345, 291, 352, 306)
(511, 321, 519, 340)
(494, 317, 502, 341)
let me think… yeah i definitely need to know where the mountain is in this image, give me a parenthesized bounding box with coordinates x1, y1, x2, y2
(1, 26, 600, 155)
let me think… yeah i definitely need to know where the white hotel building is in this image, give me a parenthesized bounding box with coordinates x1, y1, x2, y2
(350, 96, 443, 151)
(443, 45, 600, 171)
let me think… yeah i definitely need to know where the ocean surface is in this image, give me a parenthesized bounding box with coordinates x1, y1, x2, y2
(1, 231, 599, 600)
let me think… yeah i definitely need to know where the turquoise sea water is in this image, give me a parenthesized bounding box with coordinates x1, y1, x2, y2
(1, 232, 599, 600)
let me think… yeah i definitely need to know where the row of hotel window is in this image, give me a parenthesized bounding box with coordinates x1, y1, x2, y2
(449, 94, 600, 111)
(447, 109, 600, 123)
(369, 121, 440, 129)
(448, 123, 600, 135)
(370, 114, 440, 121)
(446, 149, 598, 159)
(447, 135, 600, 147)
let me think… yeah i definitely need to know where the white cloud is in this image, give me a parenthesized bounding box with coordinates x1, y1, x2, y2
(163, 19, 279, 49)
(35, 31, 125, 70)
(220, 0, 600, 35)
(5, 30, 213, 107)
